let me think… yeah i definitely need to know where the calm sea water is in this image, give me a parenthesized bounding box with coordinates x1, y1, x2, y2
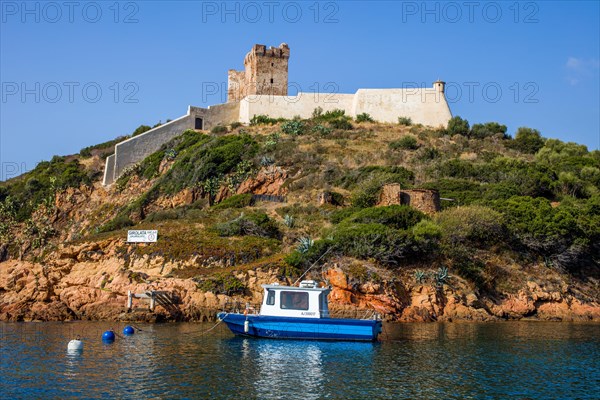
(1, 321, 598, 399)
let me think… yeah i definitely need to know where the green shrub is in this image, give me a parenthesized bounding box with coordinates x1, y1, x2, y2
(329, 207, 361, 224)
(329, 118, 353, 130)
(350, 180, 385, 208)
(422, 179, 484, 207)
(132, 125, 152, 137)
(356, 113, 374, 123)
(312, 108, 346, 121)
(398, 117, 412, 126)
(418, 147, 441, 161)
(435, 205, 506, 247)
(389, 135, 419, 150)
(281, 120, 306, 135)
(139, 150, 165, 180)
(284, 238, 333, 269)
(0, 157, 92, 221)
(490, 196, 599, 271)
(493, 196, 575, 242)
(412, 219, 442, 252)
(312, 107, 324, 119)
(211, 125, 228, 134)
(213, 194, 253, 209)
(447, 116, 470, 136)
(213, 212, 280, 239)
(505, 127, 545, 154)
(331, 223, 417, 266)
(156, 134, 258, 196)
(79, 136, 127, 159)
(340, 205, 426, 230)
(197, 273, 246, 295)
(347, 263, 381, 283)
(145, 209, 180, 222)
(312, 124, 332, 136)
(250, 115, 280, 125)
(337, 165, 415, 190)
(97, 214, 134, 233)
(438, 159, 478, 179)
(470, 122, 508, 139)
(230, 121, 243, 129)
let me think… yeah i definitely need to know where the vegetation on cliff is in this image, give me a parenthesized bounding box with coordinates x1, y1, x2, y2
(1, 112, 599, 309)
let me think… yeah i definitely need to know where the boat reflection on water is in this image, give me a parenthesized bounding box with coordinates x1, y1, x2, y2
(247, 339, 378, 400)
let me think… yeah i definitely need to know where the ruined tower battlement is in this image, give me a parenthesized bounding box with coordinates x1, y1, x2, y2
(228, 43, 290, 102)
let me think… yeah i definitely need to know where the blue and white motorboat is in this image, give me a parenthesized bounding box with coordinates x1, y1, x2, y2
(217, 280, 382, 341)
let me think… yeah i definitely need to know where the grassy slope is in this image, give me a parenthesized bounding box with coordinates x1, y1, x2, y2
(2, 116, 600, 299)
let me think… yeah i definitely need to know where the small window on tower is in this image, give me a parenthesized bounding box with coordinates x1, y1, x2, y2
(270, 78, 274, 84)
(271, 63, 274, 67)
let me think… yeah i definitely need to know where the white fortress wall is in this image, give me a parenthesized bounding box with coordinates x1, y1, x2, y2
(203, 102, 240, 129)
(239, 89, 452, 127)
(352, 88, 452, 127)
(103, 84, 452, 186)
(105, 108, 200, 185)
(239, 93, 355, 123)
(103, 103, 240, 185)
(102, 154, 116, 186)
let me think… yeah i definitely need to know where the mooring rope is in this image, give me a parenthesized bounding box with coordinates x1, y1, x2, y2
(196, 313, 227, 335)
(293, 246, 334, 286)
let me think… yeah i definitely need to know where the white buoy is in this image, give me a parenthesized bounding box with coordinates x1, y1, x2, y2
(244, 320, 250, 333)
(68, 339, 83, 351)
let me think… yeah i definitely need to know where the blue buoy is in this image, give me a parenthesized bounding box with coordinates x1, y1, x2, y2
(102, 330, 115, 342)
(123, 326, 135, 335)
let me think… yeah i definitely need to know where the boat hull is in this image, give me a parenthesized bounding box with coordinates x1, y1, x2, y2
(217, 312, 382, 341)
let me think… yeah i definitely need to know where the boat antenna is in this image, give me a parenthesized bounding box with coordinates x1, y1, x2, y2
(293, 245, 334, 286)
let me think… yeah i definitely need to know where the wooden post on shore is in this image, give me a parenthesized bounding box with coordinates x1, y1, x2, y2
(127, 290, 133, 310)
(149, 292, 155, 311)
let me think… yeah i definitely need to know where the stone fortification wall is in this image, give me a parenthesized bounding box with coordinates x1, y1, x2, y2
(103, 102, 240, 186)
(102, 154, 116, 186)
(107, 113, 196, 185)
(203, 102, 240, 129)
(238, 84, 451, 127)
(352, 87, 452, 126)
(239, 93, 355, 123)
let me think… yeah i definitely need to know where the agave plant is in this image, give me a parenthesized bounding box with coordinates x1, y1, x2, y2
(434, 266, 449, 287)
(283, 214, 295, 228)
(297, 237, 314, 254)
(414, 270, 427, 284)
(165, 148, 177, 161)
(260, 156, 275, 167)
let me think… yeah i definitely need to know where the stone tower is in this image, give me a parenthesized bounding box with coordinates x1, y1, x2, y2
(227, 43, 290, 102)
(433, 80, 446, 94)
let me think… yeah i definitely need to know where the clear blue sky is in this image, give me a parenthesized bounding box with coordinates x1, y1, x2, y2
(1, 1, 599, 180)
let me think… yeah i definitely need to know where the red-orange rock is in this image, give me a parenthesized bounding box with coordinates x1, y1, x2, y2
(237, 166, 288, 196)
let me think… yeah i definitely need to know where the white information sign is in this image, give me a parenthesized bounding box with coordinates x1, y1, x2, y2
(127, 230, 158, 243)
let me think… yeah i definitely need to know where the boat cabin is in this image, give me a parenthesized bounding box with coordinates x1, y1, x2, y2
(260, 281, 331, 319)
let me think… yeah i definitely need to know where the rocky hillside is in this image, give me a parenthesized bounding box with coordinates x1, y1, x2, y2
(1, 112, 599, 322)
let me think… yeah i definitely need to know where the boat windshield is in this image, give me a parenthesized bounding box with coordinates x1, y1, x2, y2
(280, 291, 309, 310)
(266, 289, 275, 305)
